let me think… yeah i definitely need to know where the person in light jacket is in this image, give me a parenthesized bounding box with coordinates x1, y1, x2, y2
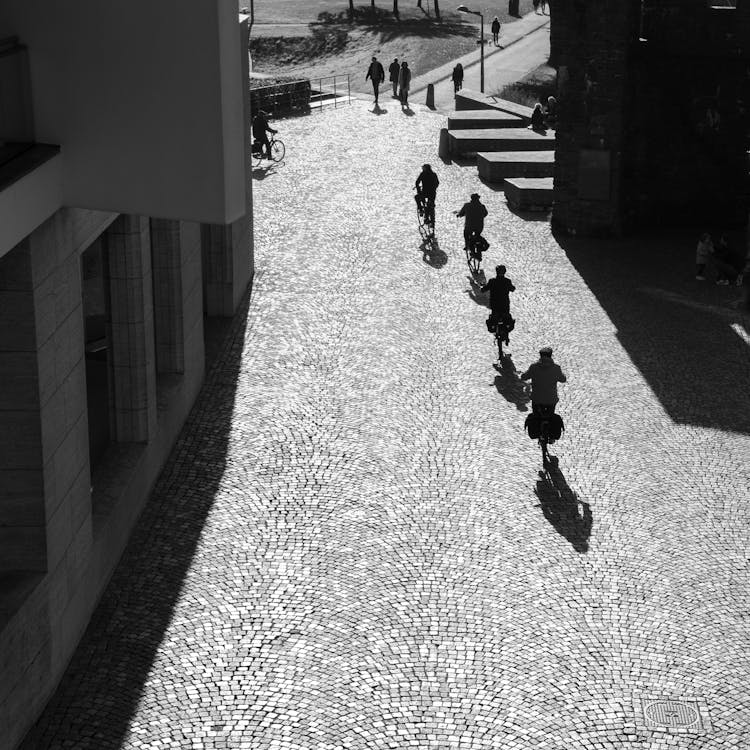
(398, 61, 411, 107)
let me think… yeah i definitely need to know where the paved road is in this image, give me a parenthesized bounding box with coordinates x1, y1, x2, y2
(428, 25, 551, 113)
(21, 101, 750, 750)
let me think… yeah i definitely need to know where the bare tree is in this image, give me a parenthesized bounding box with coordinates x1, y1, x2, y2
(394, 0, 399, 16)
(433, 0, 440, 18)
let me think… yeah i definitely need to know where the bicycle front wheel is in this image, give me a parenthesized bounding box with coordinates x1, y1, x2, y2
(271, 139, 285, 162)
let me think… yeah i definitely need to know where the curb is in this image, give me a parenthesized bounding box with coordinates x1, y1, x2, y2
(410, 14, 550, 96)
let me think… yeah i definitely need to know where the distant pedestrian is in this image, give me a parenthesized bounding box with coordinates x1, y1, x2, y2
(533, 0, 540, 12)
(713, 234, 740, 285)
(530, 102, 546, 131)
(695, 232, 713, 280)
(491, 16, 501, 45)
(398, 61, 411, 107)
(366, 56, 385, 104)
(452, 63, 464, 94)
(389, 58, 400, 97)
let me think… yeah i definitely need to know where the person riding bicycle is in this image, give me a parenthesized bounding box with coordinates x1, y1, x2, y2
(415, 164, 439, 224)
(521, 347, 567, 415)
(456, 193, 488, 250)
(481, 265, 515, 327)
(252, 110, 277, 159)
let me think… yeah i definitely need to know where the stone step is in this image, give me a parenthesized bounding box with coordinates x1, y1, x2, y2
(503, 177, 554, 211)
(454, 89, 533, 121)
(448, 128, 555, 158)
(447, 110, 525, 130)
(477, 151, 555, 182)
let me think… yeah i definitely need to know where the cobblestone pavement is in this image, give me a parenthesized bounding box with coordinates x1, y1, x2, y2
(22, 101, 750, 750)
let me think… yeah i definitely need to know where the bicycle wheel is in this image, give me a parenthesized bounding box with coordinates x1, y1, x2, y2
(496, 330, 504, 359)
(271, 139, 285, 162)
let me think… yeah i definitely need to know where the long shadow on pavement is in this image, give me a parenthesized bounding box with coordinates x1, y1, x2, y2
(535, 460, 593, 554)
(493, 353, 531, 411)
(557, 228, 750, 435)
(20, 288, 253, 750)
(420, 237, 448, 268)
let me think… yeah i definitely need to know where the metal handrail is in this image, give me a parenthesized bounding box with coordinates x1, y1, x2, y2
(250, 73, 351, 117)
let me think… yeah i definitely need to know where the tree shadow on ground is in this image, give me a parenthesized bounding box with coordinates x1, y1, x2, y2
(19, 287, 254, 750)
(535, 461, 592, 553)
(318, 8, 478, 43)
(556, 227, 750, 435)
(493, 353, 531, 411)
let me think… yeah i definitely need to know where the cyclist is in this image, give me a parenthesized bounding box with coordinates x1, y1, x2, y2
(252, 110, 277, 159)
(415, 164, 439, 224)
(520, 347, 567, 415)
(481, 265, 515, 325)
(456, 193, 488, 249)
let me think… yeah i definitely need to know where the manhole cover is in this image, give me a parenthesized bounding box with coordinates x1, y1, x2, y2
(634, 695, 712, 732)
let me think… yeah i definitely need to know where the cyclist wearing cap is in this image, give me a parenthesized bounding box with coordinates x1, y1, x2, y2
(252, 110, 277, 159)
(521, 348, 567, 415)
(415, 164, 439, 224)
(456, 193, 488, 248)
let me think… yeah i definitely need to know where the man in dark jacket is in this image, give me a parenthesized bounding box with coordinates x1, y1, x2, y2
(252, 110, 277, 159)
(521, 347, 567, 414)
(389, 58, 400, 97)
(481, 265, 515, 320)
(366, 56, 385, 104)
(415, 164, 439, 224)
(456, 193, 488, 248)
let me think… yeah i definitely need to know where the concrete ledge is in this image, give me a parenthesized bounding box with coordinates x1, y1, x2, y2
(504, 177, 554, 211)
(455, 90, 534, 121)
(447, 110, 525, 130)
(448, 127, 555, 157)
(478, 151, 555, 182)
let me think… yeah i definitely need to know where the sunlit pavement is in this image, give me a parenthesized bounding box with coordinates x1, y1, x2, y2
(22, 101, 750, 750)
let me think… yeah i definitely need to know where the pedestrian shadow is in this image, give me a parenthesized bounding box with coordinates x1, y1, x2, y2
(420, 237, 448, 268)
(534, 462, 593, 553)
(492, 354, 531, 411)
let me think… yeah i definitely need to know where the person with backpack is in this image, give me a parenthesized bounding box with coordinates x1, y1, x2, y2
(521, 347, 567, 415)
(365, 56, 385, 104)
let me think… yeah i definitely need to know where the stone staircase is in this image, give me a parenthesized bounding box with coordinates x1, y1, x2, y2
(448, 89, 554, 212)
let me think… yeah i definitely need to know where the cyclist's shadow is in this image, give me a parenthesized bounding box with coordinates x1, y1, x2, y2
(465, 275, 489, 306)
(534, 462, 593, 553)
(493, 354, 531, 411)
(420, 237, 448, 268)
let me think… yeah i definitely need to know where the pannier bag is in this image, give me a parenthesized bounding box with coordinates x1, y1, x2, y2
(524, 413, 565, 441)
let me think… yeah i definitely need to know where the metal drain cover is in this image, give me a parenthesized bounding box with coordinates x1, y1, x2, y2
(634, 695, 712, 732)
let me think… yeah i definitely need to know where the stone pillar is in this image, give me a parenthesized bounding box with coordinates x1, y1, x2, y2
(105, 215, 157, 443)
(201, 16, 254, 317)
(0, 244, 46, 571)
(150, 218, 205, 377)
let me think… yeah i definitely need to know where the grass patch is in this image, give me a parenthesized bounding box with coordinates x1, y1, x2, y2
(496, 63, 556, 108)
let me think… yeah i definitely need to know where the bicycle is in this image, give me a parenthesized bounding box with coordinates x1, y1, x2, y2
(487, 313, 514, 359)
(525, 406, 563, 468)
(252, 135, 285, 167)
(464, 232, 489, 277)
(415, 189, 438, 250)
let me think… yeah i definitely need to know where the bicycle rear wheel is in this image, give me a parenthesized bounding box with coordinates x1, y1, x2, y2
(271, 139, 285, 162)
(496, 330, 504, 359)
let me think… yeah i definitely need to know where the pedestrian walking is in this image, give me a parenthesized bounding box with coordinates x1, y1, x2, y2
(452, 63, 464, 94)
(398, 61, 411, 108)
(491, 16, 501, 45)
(388, 58, 400, 97)
(695, 231, 713, 280)
(365, 56, 385, 104)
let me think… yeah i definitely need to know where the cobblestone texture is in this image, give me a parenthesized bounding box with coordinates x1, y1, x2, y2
(20, 100, 750, 750)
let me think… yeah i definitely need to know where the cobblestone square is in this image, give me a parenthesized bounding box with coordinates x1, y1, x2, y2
(20, 100, 750, 750)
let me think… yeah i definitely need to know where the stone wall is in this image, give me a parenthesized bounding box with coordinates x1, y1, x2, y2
(552, 0, 750, 235)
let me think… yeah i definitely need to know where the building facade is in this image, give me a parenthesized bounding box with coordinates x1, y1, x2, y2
(551, 0, 750, 235)
(0, 3, 254, 748)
